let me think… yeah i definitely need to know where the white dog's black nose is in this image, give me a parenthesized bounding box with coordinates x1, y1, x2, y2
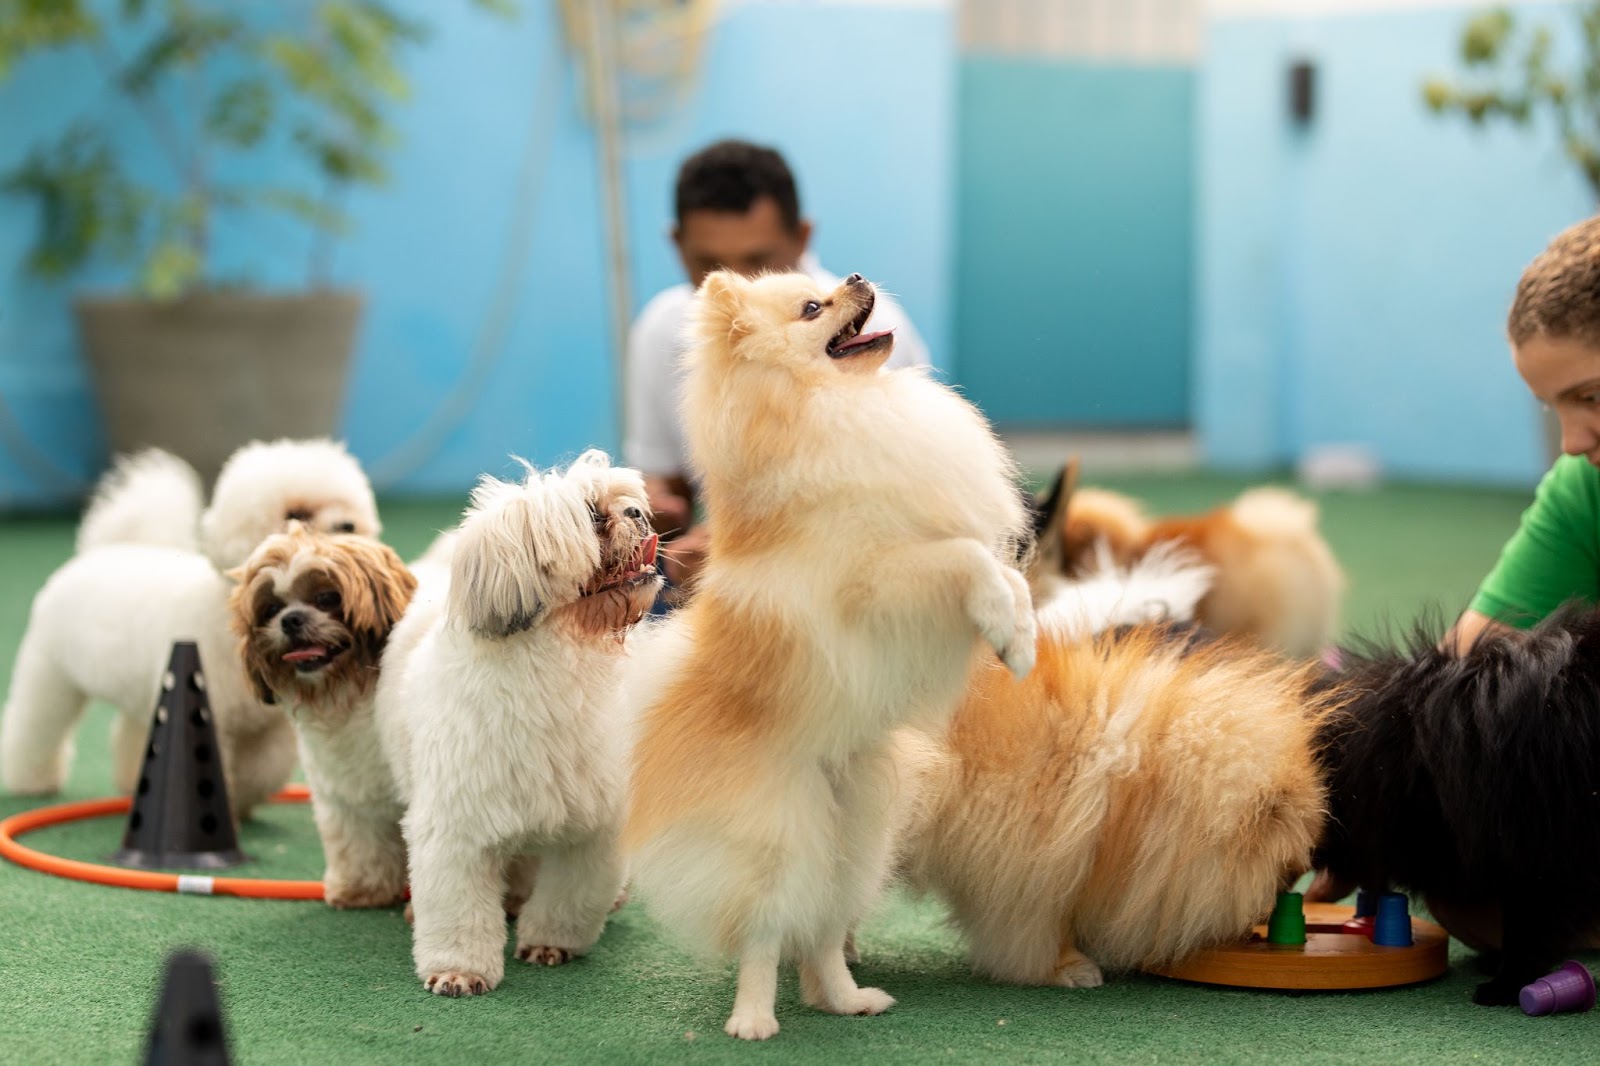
(624, 507, 644, 521)
(280, 610, 307, 636)
(845, 273, 865, 286)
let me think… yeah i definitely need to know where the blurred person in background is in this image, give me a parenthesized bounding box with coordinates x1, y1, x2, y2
(624, 139, 929, 601)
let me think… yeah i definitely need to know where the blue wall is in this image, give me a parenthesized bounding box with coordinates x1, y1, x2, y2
(0, 1, 954, 507)
(1197, 2, 1592, 486)
(956, 57, 1194, 428)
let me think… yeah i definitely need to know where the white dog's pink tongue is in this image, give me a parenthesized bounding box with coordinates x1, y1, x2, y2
(835, 328, 892, 352)
(641, 534, 658, 567)
(283, 646, 328, 663)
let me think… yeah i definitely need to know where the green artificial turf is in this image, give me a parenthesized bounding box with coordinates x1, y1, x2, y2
(2, 480, 1597, 1065)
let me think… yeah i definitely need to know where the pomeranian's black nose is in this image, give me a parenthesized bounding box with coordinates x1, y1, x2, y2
(845, 273, 865, 286)
(280, 610, 307, 636)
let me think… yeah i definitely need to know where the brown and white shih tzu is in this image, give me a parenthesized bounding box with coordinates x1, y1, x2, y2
(230, 523, 417, 908)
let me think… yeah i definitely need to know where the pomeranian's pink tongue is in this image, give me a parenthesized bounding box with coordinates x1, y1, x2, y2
(835, 328, 893, 351)
(283, 646, 329, 664)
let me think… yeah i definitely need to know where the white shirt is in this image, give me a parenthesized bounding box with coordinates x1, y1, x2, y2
(623, 251, 931, 480)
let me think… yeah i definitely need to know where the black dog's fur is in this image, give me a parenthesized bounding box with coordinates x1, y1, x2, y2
(1314, 603, 1600, 1005)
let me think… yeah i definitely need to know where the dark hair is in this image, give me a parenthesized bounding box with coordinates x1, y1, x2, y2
(674, 140, 802, 232)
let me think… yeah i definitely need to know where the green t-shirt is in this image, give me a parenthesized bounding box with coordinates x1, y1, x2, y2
(1470, 454, 1600, 628)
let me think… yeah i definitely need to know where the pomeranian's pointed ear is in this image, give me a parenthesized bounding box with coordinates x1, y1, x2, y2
(1032, 457, 1078, 544)
(696, 270, 750, 344)
(1026, 456, 1083, 583)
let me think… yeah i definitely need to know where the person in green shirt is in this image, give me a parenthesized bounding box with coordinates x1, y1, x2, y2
(1319, 215, 1600, 952)
(1449, 216, 1600, 652)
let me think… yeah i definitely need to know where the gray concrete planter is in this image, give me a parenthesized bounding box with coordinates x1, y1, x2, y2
(75, 290, 362, 486)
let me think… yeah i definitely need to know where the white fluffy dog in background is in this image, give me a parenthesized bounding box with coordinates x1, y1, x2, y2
(377, 450, 660, 997)
(0, 439, 380, 814)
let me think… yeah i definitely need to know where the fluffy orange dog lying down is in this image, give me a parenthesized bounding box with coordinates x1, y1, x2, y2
(896, 618, 1334, 987)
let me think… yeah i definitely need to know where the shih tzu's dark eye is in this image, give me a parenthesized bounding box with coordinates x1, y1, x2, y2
(588, 502, 606, 527)
(314, 589, 341, 613)
(257, 601, 283, 626)
(801, 300, 822, 319)
(333, 521, 356, 534)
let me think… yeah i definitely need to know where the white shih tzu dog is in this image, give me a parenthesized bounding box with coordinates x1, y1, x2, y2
(376, 450, 659, 997)
(230, 523, 417, 907)
(0, 439, 380, 815)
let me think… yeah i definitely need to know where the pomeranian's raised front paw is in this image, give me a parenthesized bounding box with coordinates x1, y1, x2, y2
(969, 565, 1035, 678)
(515, 944, 574, 966)
(725, 1010, 780, 1041)
(425, 970, 493, 997)
(989, 566, 1037, 679)
(1472, 978, 1521, 1006)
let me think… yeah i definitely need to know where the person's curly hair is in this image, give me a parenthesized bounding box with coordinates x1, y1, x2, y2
(1509, 215, 1600, 347)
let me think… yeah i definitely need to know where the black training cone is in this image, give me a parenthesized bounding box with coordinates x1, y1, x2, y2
(112, 641, 247, 869)
(144, 949, 232, 1066)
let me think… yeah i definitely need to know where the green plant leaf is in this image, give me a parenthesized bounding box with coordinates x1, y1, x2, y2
(140, 239, 202, 299)
(207, 78, 274, 147)
(1461, 8, 1514, 66)
(0, 125, 143, 278)
(0, 0, 99, 79)
(120, 10, 242, 95)
(294, 126, 386, 184)
(470, 0, 518, 18)
(256, 188, 350, 234)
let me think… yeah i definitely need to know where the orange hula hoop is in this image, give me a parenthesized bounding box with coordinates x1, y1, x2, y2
(0, 784, 324, 900)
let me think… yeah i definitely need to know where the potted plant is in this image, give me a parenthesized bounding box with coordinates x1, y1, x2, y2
(1422, 4, 1600, 464)
(0, 0, 507, 484)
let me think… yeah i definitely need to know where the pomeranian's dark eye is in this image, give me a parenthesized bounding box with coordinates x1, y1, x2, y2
(801, 300, 822, 319)
(314, 590, 341, 613)
(257, 601, 283, 626)
(333, 521, 356, 534)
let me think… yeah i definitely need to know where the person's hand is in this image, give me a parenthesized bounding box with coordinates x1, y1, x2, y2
(661, 524, 711, 590)
(645, 476, 692, 536)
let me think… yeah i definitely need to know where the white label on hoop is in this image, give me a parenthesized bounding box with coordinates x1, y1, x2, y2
(177, 875, 215, 895)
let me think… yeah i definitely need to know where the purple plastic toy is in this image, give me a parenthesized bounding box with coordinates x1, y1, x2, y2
(1520, 961, 1596, 1017)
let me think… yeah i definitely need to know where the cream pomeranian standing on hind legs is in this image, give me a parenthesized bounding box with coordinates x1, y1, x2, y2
(624, 270, 1035, 1040)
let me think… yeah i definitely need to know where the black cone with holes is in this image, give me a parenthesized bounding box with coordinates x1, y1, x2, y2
(144, 949, 232, 1065)
(111, 641, 246, 869)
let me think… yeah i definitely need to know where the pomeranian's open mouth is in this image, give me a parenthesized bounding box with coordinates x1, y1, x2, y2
(281, 641, 346, 674)
(826, 291, 893, 359)
(582, 534, 660, 598)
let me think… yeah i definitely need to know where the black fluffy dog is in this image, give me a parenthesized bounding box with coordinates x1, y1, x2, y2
(1314, 603, 1600, 1005)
